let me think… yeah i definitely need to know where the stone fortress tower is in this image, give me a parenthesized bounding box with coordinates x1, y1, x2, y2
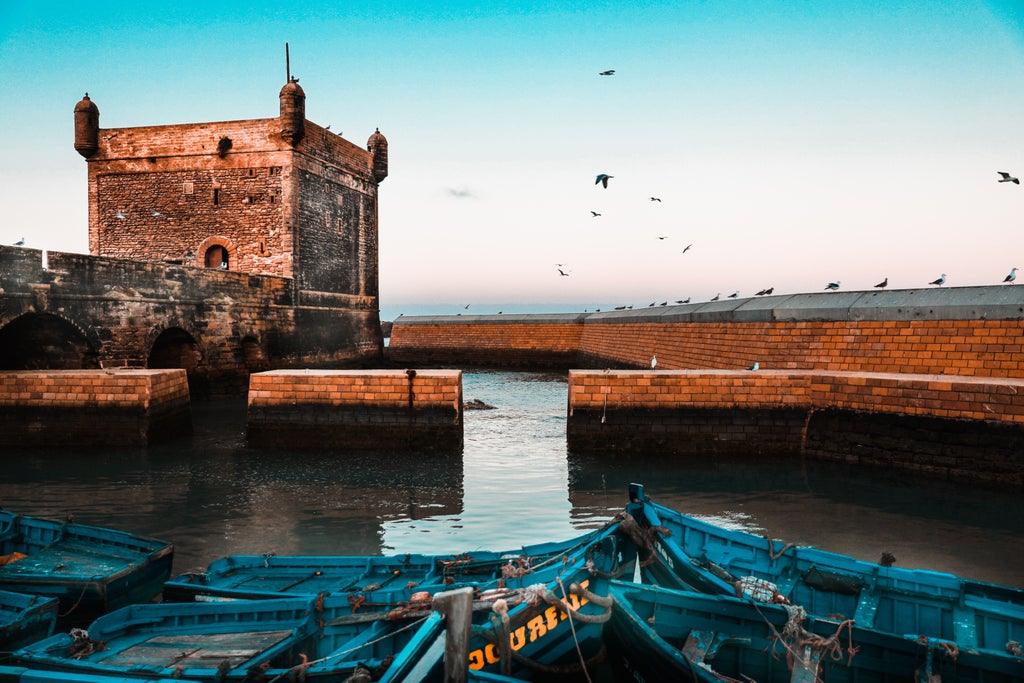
(73, 76, 388, 306)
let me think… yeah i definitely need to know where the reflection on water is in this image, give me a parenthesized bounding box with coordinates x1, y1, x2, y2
(0, 370, 1021, 587)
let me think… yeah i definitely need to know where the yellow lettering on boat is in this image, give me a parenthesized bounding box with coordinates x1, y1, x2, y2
(510, 625, 528, 651)
(466, 578, 597, 670)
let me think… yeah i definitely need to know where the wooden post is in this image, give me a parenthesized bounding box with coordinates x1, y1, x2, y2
(433, 586, 474, 683)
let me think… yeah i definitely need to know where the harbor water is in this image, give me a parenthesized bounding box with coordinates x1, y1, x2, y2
(0, 370, 1021, 587)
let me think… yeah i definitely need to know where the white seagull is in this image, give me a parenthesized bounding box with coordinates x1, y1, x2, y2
(997, 171, 1020, 184)
(13, 237, 25, 246)
(650, 354, 657, 369)
(747, 361, 759, 371)
(1004, 267, 1018, 284)
(825, 281, 841, 291)
(929, 274, 946, 286)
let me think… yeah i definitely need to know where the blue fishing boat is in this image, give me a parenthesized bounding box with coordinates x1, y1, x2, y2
(604, 580, 1024, 682)
(15, 518, 635, 681)
(0, 510, 173, 626)
(163, 527, 618, 602)
(0, 665, 200, 682)
(624, 483, 1024, 662)
(0, 590, 58, 652)
(14, 593, 447, 682)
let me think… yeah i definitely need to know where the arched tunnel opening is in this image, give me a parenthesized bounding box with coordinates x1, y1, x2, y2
(0, 313, 99, 370)
(148, 327, 205, 397)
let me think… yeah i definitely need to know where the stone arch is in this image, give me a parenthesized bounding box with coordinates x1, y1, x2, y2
(196, 236, 237, 270)
(0, 312, 100, 370)
(240, 334, 270, 373)
(147, 326, 203, 372)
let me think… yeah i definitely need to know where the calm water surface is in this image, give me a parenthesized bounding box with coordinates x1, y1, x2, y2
(1, 370, 1021, 587)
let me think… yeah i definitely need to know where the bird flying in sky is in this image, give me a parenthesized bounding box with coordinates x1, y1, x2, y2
(599, 70, 615, 76)
(590, 211, 601, 217)
(656, 235, 668, 240)
(595, 173, 613, 188)
(650, 197, 662, 202)
(557, 268, 570, 277)
(929, 274, 946, 286)
(682, 244, 692, 253)
(997, 171, 1020, 184)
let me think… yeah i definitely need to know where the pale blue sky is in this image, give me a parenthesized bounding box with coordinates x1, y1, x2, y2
(2, 1, 1023, 319)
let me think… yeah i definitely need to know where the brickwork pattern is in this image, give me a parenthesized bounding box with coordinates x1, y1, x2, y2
(567, 370, 1024, 424)
(577, 319, 1024, 377)
(388, 321, 584, 367)
(247, 370, 463, 451)
(0, 369, 191, 446)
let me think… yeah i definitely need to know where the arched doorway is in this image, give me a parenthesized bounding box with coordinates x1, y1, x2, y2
(148, 327, 202, 371)
(205, 245, 229, 269)
(0, 313, 99, 369)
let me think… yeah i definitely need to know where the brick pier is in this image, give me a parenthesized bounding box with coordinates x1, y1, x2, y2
(246, 369, 463, 451)
(0, 369, 191, 446)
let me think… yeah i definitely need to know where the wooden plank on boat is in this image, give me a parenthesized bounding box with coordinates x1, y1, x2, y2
(103, 630, 292, 668)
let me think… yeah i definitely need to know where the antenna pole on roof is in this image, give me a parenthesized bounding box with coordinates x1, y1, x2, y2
(286, 43, 291, 81)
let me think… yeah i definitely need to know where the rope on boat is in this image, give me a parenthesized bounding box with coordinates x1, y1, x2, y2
(264, 616, 431, 683)
(616, 511, 670, 567)
(746, 599, 860, 682)
(557, 577, 593, 683)
(763, 532, 796, 561)
(1008, 640, 1023, 657)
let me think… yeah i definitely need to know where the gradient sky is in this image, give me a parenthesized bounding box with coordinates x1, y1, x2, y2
(2, 1, 1023, 319)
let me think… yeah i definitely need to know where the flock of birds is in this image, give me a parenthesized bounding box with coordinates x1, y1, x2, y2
(556, 103, 1022, 302)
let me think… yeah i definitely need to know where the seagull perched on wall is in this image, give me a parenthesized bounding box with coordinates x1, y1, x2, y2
(747, 361, 760, 371)
(710, 293, 720, 302)
(874, 277, 888, 288)
(13, 237, 25, 246)
(825, 281, 841, 291)
(651, 354, 657, 369)
(929, 274, 946, 286)
(728, 291, 739, 298)
(595, 173, 613, 188)
(997, 171, 1020, 184)
(676, 298, 690, 304)
(1004, 267, 1018, 284)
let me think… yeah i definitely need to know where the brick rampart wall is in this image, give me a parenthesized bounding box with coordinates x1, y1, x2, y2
(0, 369, 191, 446)
(247, 370, 463, 451)
(387, 314, 587, 367)
(388, 287, 1024, 376)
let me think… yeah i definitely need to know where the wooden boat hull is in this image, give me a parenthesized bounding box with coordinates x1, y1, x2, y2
(163, 529, 616, 602)
(15, 519, 635, 681)
(0, 590, 58, 652)
(624, 483, 1024, 661)
(0, 511, 173, 626)
(604, 581, 1024, 683)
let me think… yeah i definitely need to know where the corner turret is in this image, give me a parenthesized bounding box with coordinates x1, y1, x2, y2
(368, 128, 388, 183)
(74, 93, 99, 158)
(279, 77, 306, 146)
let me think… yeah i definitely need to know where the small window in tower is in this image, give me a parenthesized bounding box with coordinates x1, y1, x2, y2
(258, 239, 268, 256)
(183, 181, 194, 195)
(248, 168, 256, 177)
(269, 195, 276, 204)
(269, 167, 280, 176)
(248, 195, 258, 204)
(213, 188, 220, 206)
(205, 245, 228, 269)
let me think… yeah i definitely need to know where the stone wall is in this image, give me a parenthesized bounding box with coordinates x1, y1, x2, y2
(246, 369, 463, 451)
(0, 246, 381, 396)
(0, 369, 191, 446)
(387, 314, 588, 367)
(388, 287, 1024, 376)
